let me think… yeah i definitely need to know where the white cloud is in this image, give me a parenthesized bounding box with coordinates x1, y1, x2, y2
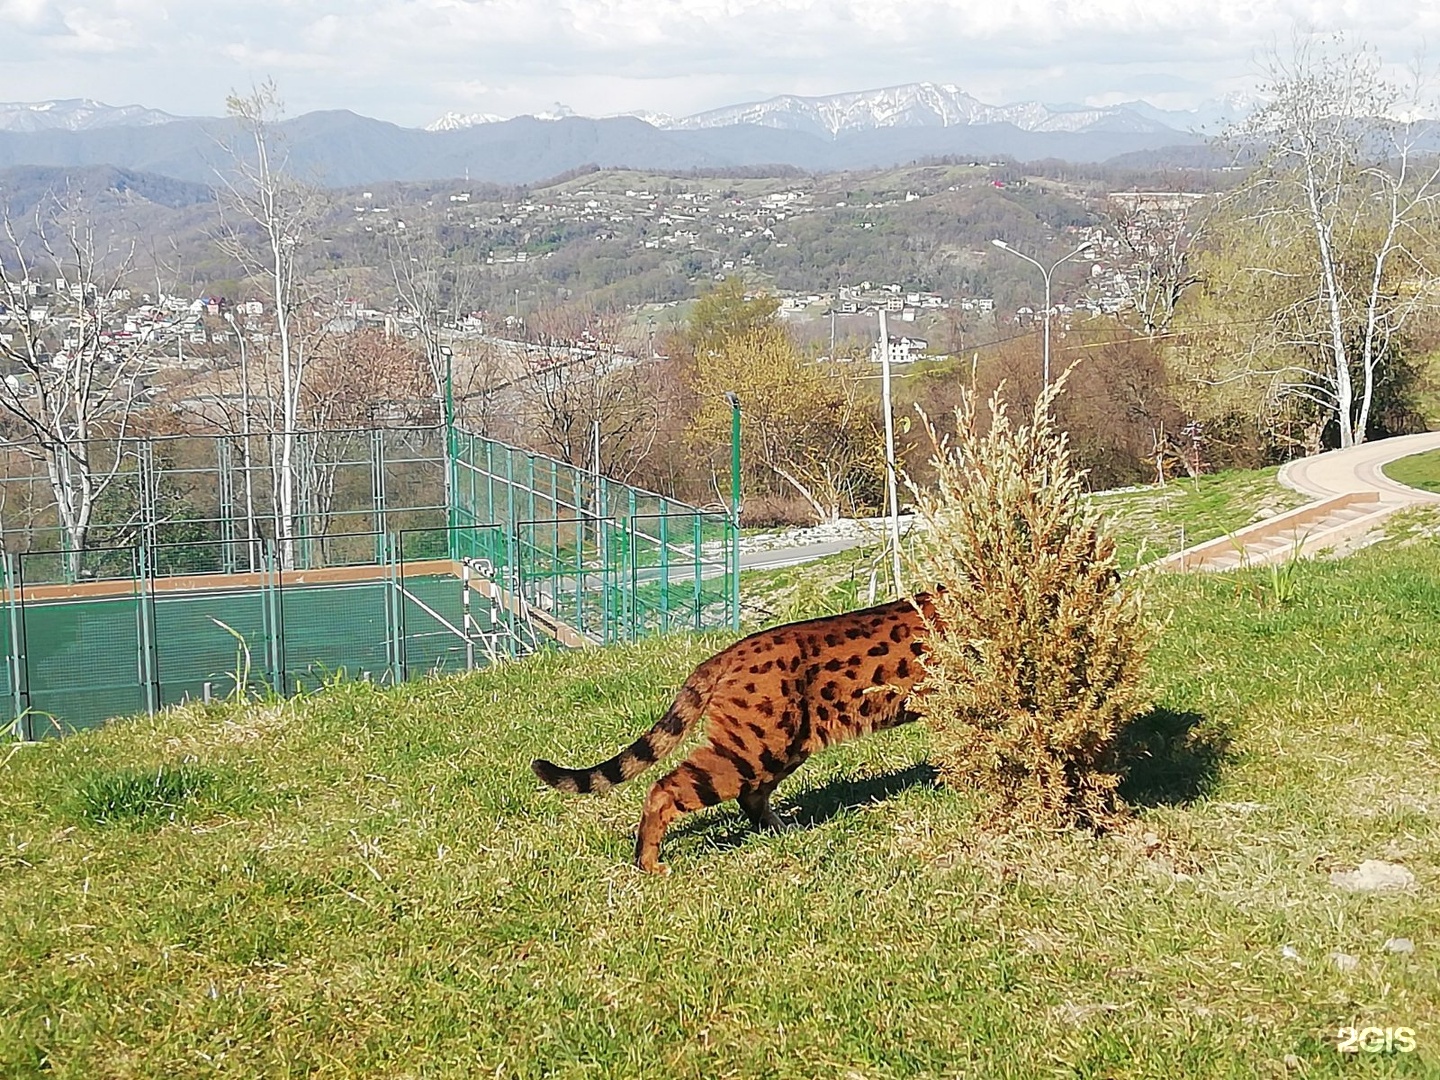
(3, 0, 1438, 124)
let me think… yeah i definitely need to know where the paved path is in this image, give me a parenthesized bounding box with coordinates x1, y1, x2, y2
(1279, 430, 1440, 504)
(723, 433, 1440, 578)
(739, 536, 879, 572)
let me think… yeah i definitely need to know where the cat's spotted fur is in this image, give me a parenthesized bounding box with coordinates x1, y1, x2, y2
(532, 594, 938, 872)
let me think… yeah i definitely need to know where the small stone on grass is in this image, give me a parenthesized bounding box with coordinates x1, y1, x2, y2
(1328, 860, 1415, 892)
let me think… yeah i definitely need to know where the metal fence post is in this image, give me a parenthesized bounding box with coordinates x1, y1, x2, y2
(4, 553, 29, 740)
(263, 539, 282, 695)
(371, 428, 387, 565)
(659, 503, 669, 633)
(693, 514, 704, 631)
(136, 543, 159, 716)
(730, 396, 742, 632)
(218, 437, 237, 574)
(385, 533, 403, 686)
(627, 487, 638, 642)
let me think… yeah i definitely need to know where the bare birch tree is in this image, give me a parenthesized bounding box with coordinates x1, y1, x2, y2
(213, 80, 325, 567)
(1223, 35, 1440, 447)
(0, 197, 158, 576)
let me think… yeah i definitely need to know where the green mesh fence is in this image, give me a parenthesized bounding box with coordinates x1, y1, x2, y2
(2, 424, 738, 738)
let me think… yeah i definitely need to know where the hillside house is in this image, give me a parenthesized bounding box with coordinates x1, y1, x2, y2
(870, 335, 928, 364)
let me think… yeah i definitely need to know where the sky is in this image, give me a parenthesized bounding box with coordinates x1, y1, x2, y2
(1, 0, 1436, 127)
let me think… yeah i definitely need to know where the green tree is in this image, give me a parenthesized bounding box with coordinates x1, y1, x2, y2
(682, 278, 780, 361)
(690, 327, 879, 522)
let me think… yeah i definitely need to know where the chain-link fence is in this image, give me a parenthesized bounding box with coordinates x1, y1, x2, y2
(2, 423, 738, 738)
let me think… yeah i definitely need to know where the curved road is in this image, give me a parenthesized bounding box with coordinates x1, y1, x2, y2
(1278, 429, 1440, 504)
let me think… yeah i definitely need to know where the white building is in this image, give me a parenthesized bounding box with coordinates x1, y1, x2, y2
(870, 335, 929, 364)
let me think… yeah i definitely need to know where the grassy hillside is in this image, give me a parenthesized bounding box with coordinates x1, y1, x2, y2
(738, 467, 1309, 624)
(1092, 468, 1310, 567)
(1384, 448, 1440, 495)
(2, 530, 1438, 1077)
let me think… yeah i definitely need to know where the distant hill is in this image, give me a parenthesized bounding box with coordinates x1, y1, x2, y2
(0, 164, 212, 213)
(0, 111, 1206, 188)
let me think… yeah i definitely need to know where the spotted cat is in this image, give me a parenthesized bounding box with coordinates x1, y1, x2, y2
(532, 594, 939, 873)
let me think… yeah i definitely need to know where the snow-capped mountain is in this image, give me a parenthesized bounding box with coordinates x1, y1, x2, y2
(658, 83, 1177, 138)
(0, 98, 183, 133)
(421, 83, 1188, 136)
(426, 110, 507, 132)
(0, 89, 1213, 185)
(619, 111, 675, 128)
(428, 102, 578, 129)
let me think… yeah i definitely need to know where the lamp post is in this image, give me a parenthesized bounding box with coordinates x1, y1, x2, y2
(876, 310, 903, 596)
(991, 238, 1093, 389)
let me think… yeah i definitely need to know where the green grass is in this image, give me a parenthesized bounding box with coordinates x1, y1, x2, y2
(1383, 448, 1440, 495)
(64, 763, 240, 827)
(2, 535, 1439, 1077)
(1092, 467, 1309, 567)
(1415, 350, 1440, 429)
(737, 468, 1307, 607)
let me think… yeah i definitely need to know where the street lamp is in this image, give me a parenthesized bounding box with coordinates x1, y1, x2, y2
(991, 238, 1094, 389)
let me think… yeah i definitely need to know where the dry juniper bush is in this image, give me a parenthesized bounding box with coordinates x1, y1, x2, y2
(904, 374, 1151, 830)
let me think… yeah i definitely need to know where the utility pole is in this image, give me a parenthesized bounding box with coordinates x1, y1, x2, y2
(877, 310, 903, 595)
(725, 391, 742, 631)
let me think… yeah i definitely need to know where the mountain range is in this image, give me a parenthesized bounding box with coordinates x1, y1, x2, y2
(0, 84, 1232, 187)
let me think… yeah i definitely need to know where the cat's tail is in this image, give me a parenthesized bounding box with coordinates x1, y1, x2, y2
(531, 665, 717, 795)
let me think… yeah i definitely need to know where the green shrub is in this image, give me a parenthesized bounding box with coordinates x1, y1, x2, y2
(905, 379, 1150, 829)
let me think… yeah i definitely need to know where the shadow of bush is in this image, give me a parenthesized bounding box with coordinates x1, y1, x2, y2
(1116, 707, 1231, 807)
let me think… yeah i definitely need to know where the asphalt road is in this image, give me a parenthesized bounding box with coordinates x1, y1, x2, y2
(738, 535, 880, 572)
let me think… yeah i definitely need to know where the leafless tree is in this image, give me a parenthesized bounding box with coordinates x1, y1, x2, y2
(1110, 193, 1211, 338)
(521, 306, 660, 480)
(384, 221, 481, 401)
(0, 197, 160, 576)
(212, 80, 327, 567)
(1228, 34, 1440, 447)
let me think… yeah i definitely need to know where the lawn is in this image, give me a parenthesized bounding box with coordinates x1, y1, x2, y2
(1383, 448, 1440, 495)
(1090, 467, 1309, 567)
(736, 467, 1308, 618)
(2, 529, 1437, 1077)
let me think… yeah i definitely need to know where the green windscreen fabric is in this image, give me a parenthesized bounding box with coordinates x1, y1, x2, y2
(22, 595, 148, 737)
(280, 580, 392, 693)
(153, 588, 271, 704)
(4, 426, 737, 736)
